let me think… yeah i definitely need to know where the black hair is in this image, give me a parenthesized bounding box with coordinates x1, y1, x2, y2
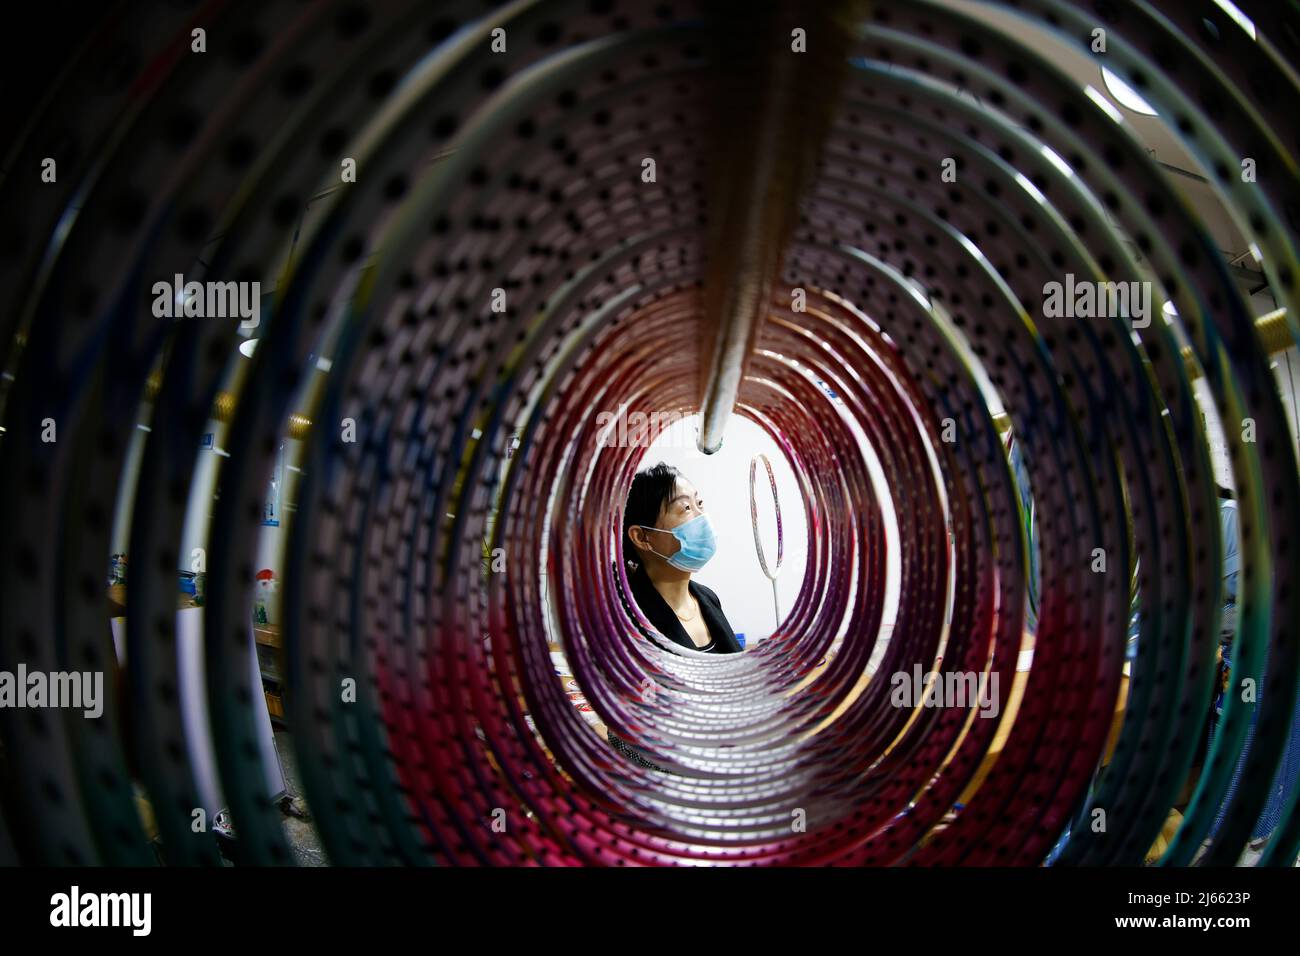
(621, 462, 681, 572)
(1217, 484, 1234, 500)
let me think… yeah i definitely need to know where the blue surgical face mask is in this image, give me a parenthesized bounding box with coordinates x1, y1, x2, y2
(639, 513, 717, 572)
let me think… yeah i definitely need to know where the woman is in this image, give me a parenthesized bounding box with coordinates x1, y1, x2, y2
(620, 462, 743, 654)
(601, 464, 742, 773)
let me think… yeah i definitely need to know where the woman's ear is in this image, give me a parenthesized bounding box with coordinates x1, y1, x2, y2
(627, 525, 647, 553)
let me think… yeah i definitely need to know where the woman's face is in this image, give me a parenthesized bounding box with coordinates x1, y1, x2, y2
(637, 477, 705, 561)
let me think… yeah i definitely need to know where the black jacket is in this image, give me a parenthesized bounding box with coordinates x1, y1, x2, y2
(626, 562, 743, 654)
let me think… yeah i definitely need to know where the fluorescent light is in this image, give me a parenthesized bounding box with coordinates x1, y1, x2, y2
(1101, 67, 1158, 116)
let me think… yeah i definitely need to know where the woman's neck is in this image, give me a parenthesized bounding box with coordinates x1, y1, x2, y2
(645, 561, 692, 609)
